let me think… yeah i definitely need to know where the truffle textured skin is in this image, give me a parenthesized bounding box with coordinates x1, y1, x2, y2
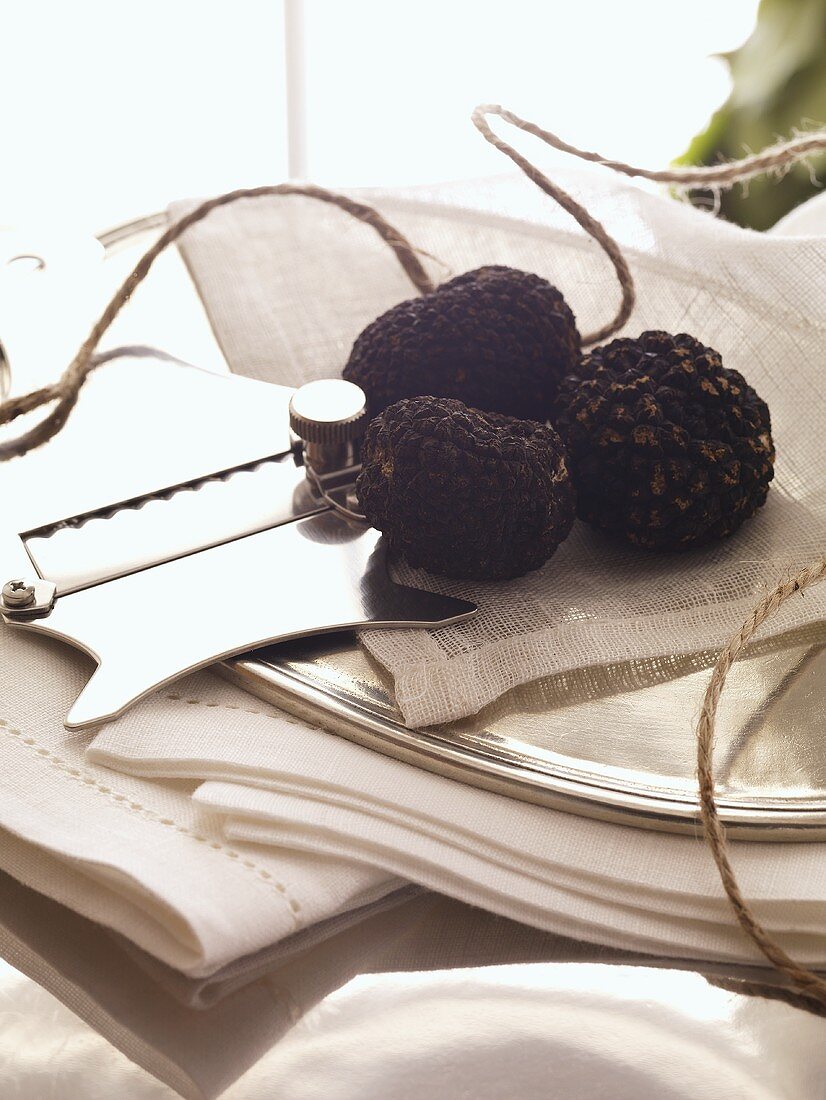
(343, 266, 580, 421)
(553, 330, 775, 550)
(356, 396, 575, 581)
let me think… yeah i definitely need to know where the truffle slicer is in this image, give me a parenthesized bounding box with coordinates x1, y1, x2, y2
(1, 365, 476, 730)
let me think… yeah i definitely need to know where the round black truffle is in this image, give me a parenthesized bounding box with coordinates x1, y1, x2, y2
(356, 396, 575, 581)
(344, 266, 580, 422)
(553, 330, 775, 551)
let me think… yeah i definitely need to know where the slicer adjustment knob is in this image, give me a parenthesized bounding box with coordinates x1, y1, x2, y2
(289, 379, 369, 473)
(289, 379, 368, 446)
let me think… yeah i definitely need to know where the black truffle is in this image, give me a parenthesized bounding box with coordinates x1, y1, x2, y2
(553, 330, 775, 551)
(344, 266, 580, 421)
(357, 396, 575, 581)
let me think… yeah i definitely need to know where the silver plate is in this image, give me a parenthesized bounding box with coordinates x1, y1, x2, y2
(45, 212, 825, 841)
(223, 626, 826, 840)
(12, 344, 824, 837)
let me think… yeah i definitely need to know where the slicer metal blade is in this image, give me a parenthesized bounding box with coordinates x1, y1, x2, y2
(22, 451, 323, 594)
(0, 356, 476, 729)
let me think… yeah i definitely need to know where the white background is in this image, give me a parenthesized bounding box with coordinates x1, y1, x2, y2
(1, 0, 760, 234)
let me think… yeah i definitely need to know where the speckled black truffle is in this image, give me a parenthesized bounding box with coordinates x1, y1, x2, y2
(553, 331, 775, 550)
(343, 266, 580, 421)
(356, 396, 575, 581)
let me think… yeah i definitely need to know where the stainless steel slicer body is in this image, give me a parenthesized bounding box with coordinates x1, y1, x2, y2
(0, 360, 475, 729)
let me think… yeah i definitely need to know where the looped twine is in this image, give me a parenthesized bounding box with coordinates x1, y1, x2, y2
(0, 183, 435, 461)
(471, 104, 826, 347)
(697, 557, 826, 1008)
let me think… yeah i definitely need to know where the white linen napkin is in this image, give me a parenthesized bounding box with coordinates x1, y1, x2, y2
(0, 353, 403, 978)
(7, 869, 795, 1100)
(3, 875, 481, 1099)
(87, 672, 826, 968)
(0, 627, 400, 977)
(0, 870, 294, 1100)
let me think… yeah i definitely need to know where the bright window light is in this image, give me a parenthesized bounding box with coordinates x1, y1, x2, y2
(1, 0, 760, 233)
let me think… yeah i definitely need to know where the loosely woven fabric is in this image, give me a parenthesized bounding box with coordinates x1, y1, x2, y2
(172, 170, 826, 726)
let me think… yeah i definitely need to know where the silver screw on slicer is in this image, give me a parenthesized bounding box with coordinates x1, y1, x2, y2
(2, 579, 35, 608)
(1, 577, 57, 620)
(289, 379, 369, 475)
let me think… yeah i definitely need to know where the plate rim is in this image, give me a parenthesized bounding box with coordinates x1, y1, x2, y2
(220, 645, 826, 842)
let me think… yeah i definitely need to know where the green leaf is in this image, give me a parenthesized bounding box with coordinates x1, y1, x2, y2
(679, 0, 826, 230)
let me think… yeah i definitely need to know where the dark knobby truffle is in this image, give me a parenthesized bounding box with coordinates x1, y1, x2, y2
(357, 396, 575, 581)
(343, 266, 580, 421)
(553, 330, 775, 550)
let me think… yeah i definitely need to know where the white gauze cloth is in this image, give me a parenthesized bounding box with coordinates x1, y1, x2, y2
(88, 674, 826, 968)
(171, 175, 826, 726)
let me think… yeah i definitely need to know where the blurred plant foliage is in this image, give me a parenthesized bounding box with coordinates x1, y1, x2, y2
(681, 0, 826, 230)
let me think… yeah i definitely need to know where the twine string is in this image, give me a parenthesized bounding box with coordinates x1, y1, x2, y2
(0, 183, 435, 460)
(476, 103, 826, 188)
(697, 557, 826, 1007)
(471, 105, 636, 345)
(706, 975, 826, 1018)
(471, 104, 826, 347)
(473, 104, 826, 1007)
